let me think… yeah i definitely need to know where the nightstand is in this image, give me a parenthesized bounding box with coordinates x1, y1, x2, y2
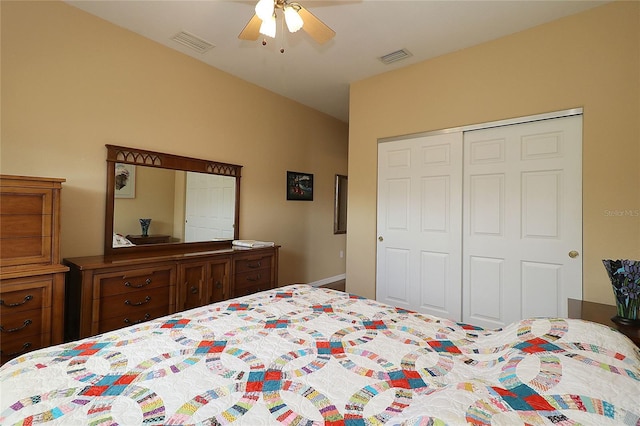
(568, 299, 640, 347)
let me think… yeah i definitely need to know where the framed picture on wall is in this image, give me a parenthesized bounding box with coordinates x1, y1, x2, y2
(115, 163, 136, 198)
(287, 171, 313, 201)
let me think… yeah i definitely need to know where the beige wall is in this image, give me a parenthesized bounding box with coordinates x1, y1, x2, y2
(1, 1, 349, 285)
(348, 1, 639, 304)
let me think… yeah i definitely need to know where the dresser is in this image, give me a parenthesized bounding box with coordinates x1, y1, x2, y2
(64, 246, 278, 340)
(0, 175, 68, 364)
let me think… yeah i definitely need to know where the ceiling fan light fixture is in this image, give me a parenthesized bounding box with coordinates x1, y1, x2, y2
(255, 0, 275, 21)
(259, 13, 277, 38)
(284, 5, 303, 33)
(239, 0, 335, 46)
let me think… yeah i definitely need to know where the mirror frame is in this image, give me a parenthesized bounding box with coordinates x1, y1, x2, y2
(104, 144, 242, 257)
(333, 174, 347, 234)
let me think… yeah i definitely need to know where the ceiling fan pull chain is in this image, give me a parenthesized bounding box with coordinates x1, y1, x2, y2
(279, 12, 285, 53)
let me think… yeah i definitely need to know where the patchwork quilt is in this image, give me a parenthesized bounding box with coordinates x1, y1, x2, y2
(1, 284, 639, 425)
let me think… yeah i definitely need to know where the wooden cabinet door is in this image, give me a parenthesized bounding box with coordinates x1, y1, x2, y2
(207, 259, 230, 304)
(178, 258, 230, 309)
(178, 262, 207, 311)
(0, 186, 54, 267)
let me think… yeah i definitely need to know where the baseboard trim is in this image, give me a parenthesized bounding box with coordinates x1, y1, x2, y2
(308, 274, 346, 288)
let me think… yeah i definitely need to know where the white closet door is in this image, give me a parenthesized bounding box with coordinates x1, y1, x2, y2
(377, 132, 463, 319)
(462, 115, 583, 329)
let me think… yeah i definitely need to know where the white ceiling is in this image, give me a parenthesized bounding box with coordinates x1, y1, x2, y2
(65, 0, 607, 123)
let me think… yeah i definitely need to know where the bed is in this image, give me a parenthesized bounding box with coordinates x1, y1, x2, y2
(1, 284, 639, 425)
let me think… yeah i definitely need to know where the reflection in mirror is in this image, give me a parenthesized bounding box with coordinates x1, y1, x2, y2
(105, 145, 242, 257)
(334, 174, 348, 234)
(184, 172, 236, 242)
(114, 166, 179, 245)
(112, 168, 237, 247)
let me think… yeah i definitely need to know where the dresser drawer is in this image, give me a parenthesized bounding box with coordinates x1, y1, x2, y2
(0, 273, 64, 362)
(0, 214, 50, 238)
(234, 269, 272, 291)
(0, 284, 48, 313)
(97, 305, 170, 334)
(234, 255, 272, 274)
(0, 336, 46, 364)
(91, 265, 175, 335)
(0, 288, 51, 364)
(97, 285, 170, 321)
(0, 307, 44, 339)
(97, 267, 173, 298)
(233, 283, 269, 298)
(232, 251, 276, 297)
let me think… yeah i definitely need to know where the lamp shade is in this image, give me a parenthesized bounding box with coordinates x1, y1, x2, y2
(259, 13, 277, 38)
(284, 6, 304, 33)
(255, 0, 274, 21)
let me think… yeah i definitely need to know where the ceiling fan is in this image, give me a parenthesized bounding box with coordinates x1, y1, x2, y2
(239, 0, 336, 45)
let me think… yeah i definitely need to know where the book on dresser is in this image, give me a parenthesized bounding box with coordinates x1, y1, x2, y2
(0, 175, 68, 364)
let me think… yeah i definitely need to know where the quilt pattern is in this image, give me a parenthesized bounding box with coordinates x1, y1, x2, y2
(1, 285, 639, 425)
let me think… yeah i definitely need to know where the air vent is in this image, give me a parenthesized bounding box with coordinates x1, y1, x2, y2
(379, 48, 413, 65)
(171, 31, 215, 54)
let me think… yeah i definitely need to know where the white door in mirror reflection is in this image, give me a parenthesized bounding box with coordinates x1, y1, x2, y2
(185, 172, 236, 241)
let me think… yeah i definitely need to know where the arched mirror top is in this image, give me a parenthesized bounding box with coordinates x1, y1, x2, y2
(104, 144, 242, 257)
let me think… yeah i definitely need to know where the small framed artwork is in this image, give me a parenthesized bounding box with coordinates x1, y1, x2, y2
(115, 163, 136, 198)
(287, 171, 313, 201)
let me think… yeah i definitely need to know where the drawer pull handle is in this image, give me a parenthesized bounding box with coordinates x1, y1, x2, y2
(124, 296, 151, 306)
(190, 286, 198, 294)
(123, 313, 151, 325)
(247, 261, 261, 269)
(215, 281, 223, 289)
(0, 295, 33, 308)
(246, 274, 262, 282)
(124, 278, 152, 289)
(0, 319, 33, 333)
(1, 342, 32, 358)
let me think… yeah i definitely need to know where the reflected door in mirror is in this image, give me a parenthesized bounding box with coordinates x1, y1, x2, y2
(185, 172, 236, 241)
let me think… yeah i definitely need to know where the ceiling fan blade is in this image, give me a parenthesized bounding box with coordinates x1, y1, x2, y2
(297, 5, 335, 45)
(238, 14, 262, 41)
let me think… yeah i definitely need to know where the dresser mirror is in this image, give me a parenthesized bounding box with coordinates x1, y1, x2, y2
(104, 145, 242, 257)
